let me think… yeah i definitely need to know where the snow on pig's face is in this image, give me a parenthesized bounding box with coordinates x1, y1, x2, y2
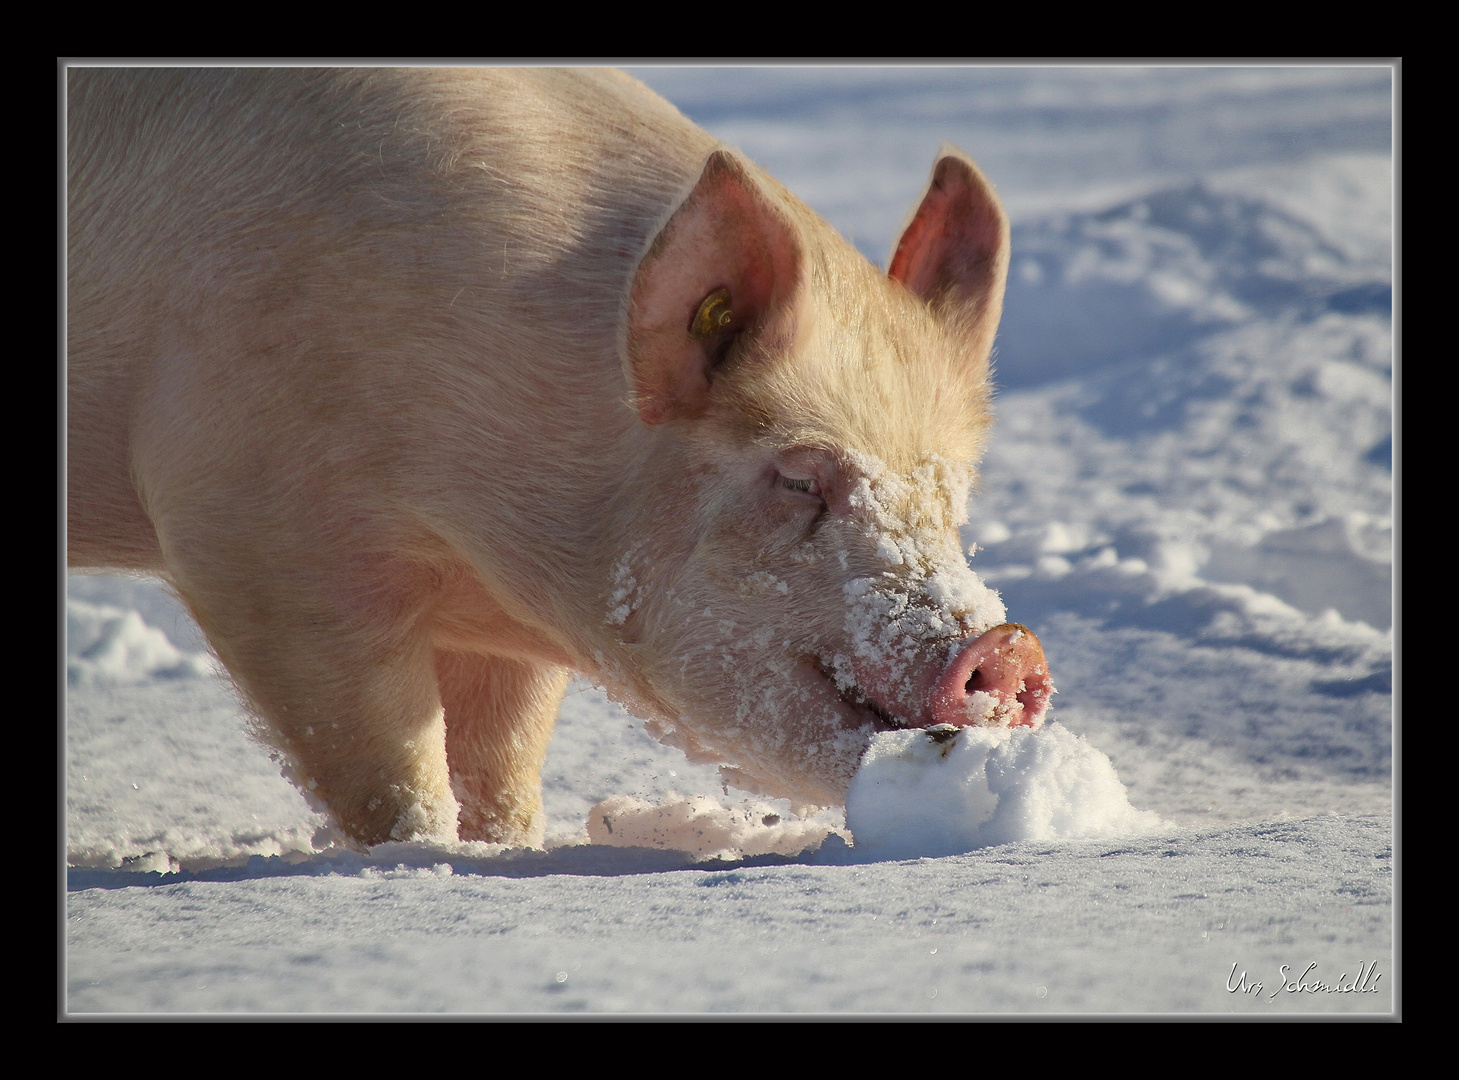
(608, 148, 1051, 806)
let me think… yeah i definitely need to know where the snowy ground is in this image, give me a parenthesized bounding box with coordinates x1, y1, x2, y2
(63, 64, 1396, 1016)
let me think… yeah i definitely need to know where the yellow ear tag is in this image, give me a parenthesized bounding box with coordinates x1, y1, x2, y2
(690, 288, 734, 339)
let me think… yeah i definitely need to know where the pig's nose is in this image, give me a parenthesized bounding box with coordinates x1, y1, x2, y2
(929, 623, 1053, 728)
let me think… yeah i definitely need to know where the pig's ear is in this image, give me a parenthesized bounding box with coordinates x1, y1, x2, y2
(888, 146, 1010, 335)
(626, 150, 803, 426)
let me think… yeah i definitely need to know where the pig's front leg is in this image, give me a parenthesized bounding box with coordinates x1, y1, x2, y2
(436, 651, 567, 847)
(165, 551, 463, 849)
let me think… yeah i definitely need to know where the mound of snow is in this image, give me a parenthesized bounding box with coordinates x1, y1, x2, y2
(1204, 512, 1391, 630)
(586, 794, 841, 861)
(998, 158, 1391, 389)
(846, 723, 1161, 859)
(66, 599, 215, 686)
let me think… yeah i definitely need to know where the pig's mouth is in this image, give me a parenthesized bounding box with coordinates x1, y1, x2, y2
(806, 659, 904, 732)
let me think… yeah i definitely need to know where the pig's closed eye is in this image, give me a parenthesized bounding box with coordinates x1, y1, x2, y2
(775, 473, 825, 515)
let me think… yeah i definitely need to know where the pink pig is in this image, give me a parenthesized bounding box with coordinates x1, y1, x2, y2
(67, 68, 1052, 848)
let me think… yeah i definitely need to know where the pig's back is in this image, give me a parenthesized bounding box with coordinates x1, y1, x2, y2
(66, 68, 715, 570)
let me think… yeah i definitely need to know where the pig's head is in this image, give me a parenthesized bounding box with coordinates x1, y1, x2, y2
(597, 147, 1051, 807)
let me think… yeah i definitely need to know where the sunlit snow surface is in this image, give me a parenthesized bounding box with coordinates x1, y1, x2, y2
(64, 65, 1394, 1015)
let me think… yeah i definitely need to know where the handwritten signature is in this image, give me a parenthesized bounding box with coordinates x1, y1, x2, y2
(1227, 962, 1381, 1000)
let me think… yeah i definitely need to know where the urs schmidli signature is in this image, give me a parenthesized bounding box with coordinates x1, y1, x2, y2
(1227, 962, 1382, 1000)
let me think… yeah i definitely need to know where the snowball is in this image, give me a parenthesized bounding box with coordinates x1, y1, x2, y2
(846, 723, 1161, 859)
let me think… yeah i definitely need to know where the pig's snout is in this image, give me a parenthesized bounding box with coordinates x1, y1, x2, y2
(930, 623, 1053, 728)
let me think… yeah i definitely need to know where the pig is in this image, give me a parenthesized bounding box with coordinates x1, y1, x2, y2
(66, 68, 1052, 850)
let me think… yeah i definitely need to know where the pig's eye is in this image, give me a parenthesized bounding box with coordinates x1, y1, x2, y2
(776, 473, 823, 500)
(774, 468, 827, 534)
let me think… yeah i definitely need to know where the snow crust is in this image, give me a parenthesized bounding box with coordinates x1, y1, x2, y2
(847, 724, 1161, 859)
(578, 720, 1165, 865)
(587, 794, 840, 860)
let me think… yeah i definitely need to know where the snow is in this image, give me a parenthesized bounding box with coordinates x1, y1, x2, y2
(847, 724, 1162, 859)
(66, 598, 216, 687)
(63, 64, 1395, 1016)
